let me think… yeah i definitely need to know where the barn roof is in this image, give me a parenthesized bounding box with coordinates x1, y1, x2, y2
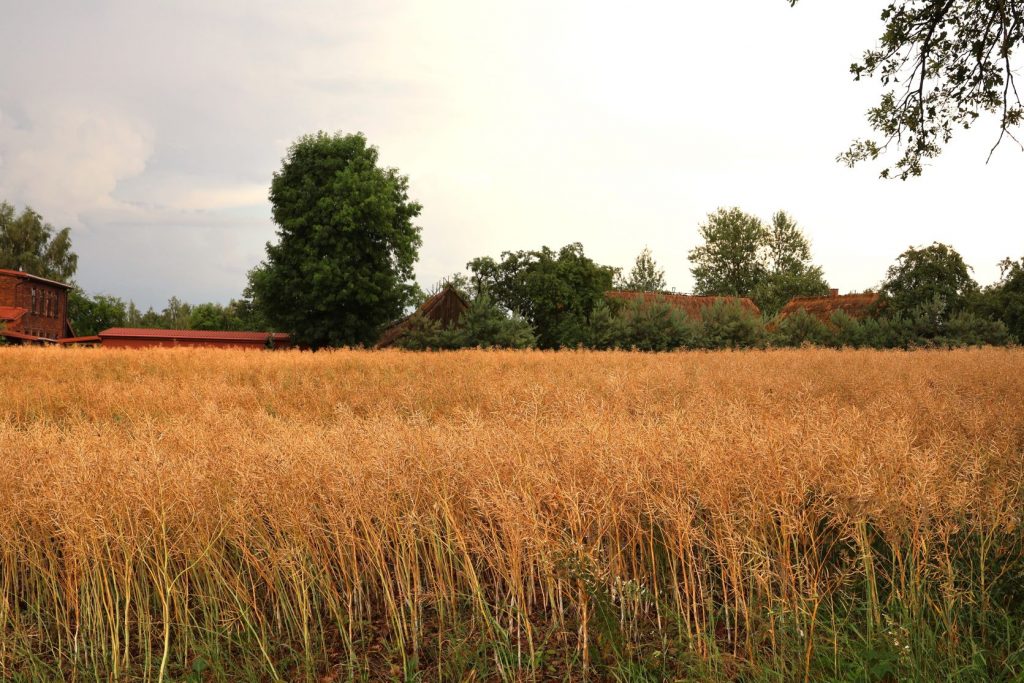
(375, 284, 470, 348)
(607, 291, 762, 319)
(776, 292, 881, 325)
(0, 269, 72, 289)
(98, 328, 290, 343)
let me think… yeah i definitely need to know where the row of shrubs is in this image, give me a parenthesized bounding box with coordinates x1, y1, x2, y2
(399, 294, 1015, 351)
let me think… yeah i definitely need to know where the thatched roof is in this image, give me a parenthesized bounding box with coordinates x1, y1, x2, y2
(776, 292, 881, 326)
(375, 285, 470, 348)
(607, 291, 761, 320)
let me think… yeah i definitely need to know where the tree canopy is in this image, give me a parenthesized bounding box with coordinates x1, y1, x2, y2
(467, 243, 617, 348)
(688, 208, 827, 313)
(248, 132, 423, 348)
(791, 0, 1024, 178)
(975, 256, 1024, 341)
(0, 201, 78, 282)
(752, 211, 830, 315)
(619, 247, 667, 292)
(880, 242, 978, 319)
(688, 208, 768, 297)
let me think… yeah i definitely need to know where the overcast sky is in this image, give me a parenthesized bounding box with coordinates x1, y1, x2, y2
(1, 1, 1021, 309)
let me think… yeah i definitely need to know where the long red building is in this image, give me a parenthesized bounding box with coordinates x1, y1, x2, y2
(93, 328, 290, 349)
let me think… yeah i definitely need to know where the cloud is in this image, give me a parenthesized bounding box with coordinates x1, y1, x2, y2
(0, 104, 153, 226)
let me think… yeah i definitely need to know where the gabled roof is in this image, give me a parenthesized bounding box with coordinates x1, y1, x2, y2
(98, 328, 290, 343)
(607, 291, 762, 319)
(776, 292, 881, 325)
(375, 285, 470, 348)
(0, 269, 72, 289)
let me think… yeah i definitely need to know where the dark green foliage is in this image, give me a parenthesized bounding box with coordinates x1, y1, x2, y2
(397, 291, 535, 350)
(620, 296, 701, 351)
(688, 207, 768, 297)
(69, 290, 270, 336)
(880, 243, 978, 320)
(752, 211, 831, 315)
(771, 308, 833, 347)
(249, 131, 423, 349)
(788, 0, 1024, 178)
(826, 298, 1011, 350)
(0, 201, 78, 282)
(67, 288, 129, 337)
(976, 257, 1024, 342)
(943, 310, 1012, 346)
(690, 208, 828, 315)
(585, 300, 629, 350)
(698, 299, 766, 349)
(467, 243, 617, 349)
(585, 297, 765, 351)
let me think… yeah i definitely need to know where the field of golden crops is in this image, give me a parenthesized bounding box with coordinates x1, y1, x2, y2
(1, 347, 1023, 681)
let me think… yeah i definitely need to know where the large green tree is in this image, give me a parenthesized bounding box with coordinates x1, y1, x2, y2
(976, 256, 1024, 341)
(248, 132, 422, 348)
(752, 211, 830, 315)
(880, 242, 978, 319)
(467, 243, 617, 348)
(0, 201, 78, 281)
(688, 208, 768, 297)
(790, 1, 1024, 179)
(67, 289, 128, 337)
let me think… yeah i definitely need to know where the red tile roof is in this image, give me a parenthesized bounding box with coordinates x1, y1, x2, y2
(98, 328, 290, 342)
(0, 269, 72, 289)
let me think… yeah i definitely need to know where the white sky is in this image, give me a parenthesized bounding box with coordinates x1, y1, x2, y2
(1, 1, 1021, 309)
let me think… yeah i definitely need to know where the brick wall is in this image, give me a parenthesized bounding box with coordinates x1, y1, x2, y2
(0, 273, 69, 339)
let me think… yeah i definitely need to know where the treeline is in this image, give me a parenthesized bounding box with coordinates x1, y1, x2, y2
(398, 235, 1024, 351)
(68, 292, 266, 337)
(4, 145, 1022, 351)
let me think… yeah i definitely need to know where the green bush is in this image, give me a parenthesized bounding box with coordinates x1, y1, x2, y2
(698, 300, 766, 349)
(585, 300, 629, 350)
(770, 308, 832, 347)
(940, 311, 1012, 347)
(397, 292, 535, 350)
(622, 297, 701, 351)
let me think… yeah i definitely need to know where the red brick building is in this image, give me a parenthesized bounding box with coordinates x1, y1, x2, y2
(0, 269, 74, 342)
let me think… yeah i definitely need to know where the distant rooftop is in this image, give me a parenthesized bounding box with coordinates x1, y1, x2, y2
(98, 328, 289, 343)
(0, 269, 72, 289)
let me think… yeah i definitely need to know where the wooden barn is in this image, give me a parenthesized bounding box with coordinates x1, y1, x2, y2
(0, 269, 74, 343)
(774, 289, 881, 327)
(607, 290, 762, 319)
(375, 284, 469, 348)
(88, 328, 291, 349)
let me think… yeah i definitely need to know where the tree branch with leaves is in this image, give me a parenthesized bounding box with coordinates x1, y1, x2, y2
(792, 0, 1023, 178)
